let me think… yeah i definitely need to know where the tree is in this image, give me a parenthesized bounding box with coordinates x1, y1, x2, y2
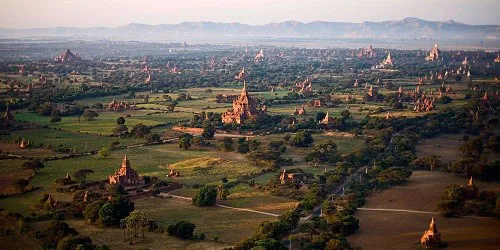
(116, 117, 125, 125)
(217, 137, 234, 151)
(412, 155, 443, 171)
(305, 140, 340, 164)
(291, 130, 314, 147)
(98, 203, 118, 227)
(236, 138, 250, 153)
(193, 186, 217, 206)
(56, 236, 94, 250)
(112, 124, 128, 136)
(12, 178, 30, 193)
(23, 159, 44, 173)
(178, 137, 191, 149)
(252, 239, 287, 250)
(74, 169, 94, 186)
(202, 121, 215, 139)
(98, 147, 111, 158)
(131, 123, 150, 137)
(91, 103, 104, 110)
(340, 110, 351, 119)
(50, 115, 62, 124)
(108, 184, 128, 197)
(84, 201, 105, 223)
(39, 221, 78, 249)
(166, 220, 196, 239)
(125, 211, 148, 243)
(145, 133, 161, 143)
(167, 101, 178, 111)
(82, 109, 99, 121)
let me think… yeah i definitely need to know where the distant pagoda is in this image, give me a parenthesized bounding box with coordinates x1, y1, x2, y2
(420, 217, 442, 248)
(108, 154, 143, 186)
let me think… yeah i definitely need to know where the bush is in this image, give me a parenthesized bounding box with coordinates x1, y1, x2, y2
(192, 186, 217, 206)
(97, 147, 111, 158)
(166, 220, 196, 239)
(82, 110, 99, 121)
(291, 130, 314, 147)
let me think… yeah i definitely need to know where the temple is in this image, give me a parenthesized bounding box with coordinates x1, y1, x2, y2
(420, 217, 442, 248)
(221, 82, 262, 124)
(291, 78, 313, 95)
(107, 100, 128, 112)
(235, 67, 245, 80)
(425, 44, 441, 61)
(464, 176, 479, 199)
(319, 111, 334, 125)
(254, 49, 264, 62)
(108, 155, 143, 186)
(293, 105, 306, 116)
(54, 49, 81, 63)
(357, 44, 376, 59)
(280, 169, 304, 185)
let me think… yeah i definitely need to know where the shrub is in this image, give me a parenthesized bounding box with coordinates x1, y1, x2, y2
(192, 186, 217, 206)
(166, 220, 196, 239)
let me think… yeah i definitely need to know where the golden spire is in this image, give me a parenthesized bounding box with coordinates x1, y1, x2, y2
(241, 81, 248, 96)
(122, 154, 130, 169)
(429, 217, 437, 233)
(468, 176, 474, 187)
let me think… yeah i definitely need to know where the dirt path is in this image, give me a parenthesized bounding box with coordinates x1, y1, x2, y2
(160, 193, 280, 217)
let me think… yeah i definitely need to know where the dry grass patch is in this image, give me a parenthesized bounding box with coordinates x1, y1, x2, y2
(66, 219, 230, 250)
(134, 197, 276, 244)
(416, 136, 462, 163)
(349, 171, 500, 249)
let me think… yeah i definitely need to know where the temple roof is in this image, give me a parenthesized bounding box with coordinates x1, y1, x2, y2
(121, 154, 130, 169)
(428, 217, 438, 233)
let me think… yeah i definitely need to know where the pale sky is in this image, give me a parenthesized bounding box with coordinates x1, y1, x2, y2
(1, 0, 499, 29)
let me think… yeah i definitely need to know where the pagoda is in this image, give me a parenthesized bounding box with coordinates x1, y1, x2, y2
(221, 82, 261, 124)
(54, 49, 81, 63)
(108, 155, 143, 186)
(425, 44, 441, 61)
(420, 217, 442, 248)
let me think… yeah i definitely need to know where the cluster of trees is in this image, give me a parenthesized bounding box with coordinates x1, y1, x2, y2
(450, 135, 500, 181)
(192, 186, 217, 207)
(438, 184, 499, 217)
(35, 220, 109, 250)
(83, 184, 134, 227)
(166, 220, 198, 239)
(305, 140, 340, 165)
(235, 207, 302, 250)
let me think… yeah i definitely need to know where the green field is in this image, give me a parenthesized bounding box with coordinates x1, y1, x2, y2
(0, 128, 143, 153)
(13, 110, 192, 135)
(135, 197, 275, 244)
(0, 143, 264, 214)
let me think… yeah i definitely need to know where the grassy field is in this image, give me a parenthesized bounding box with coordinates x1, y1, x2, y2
(0, 143, 263, 214)
(0, 128, 143, 153)
(254, 132, 364, 162)
(348, 171, 500, 250)
(221, 183, 298, 214)
(0, 142, 68, 158)
(65, 219, 232, 250)
(134, 197, 275, 244)
(13, 110, 192, 135)
(416, 135, 463, 163)
(0, 159, 34, 195)
(0, 213, 43, 250)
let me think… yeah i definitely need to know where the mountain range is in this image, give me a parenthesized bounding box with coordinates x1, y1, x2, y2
(0, 17, 498, 41)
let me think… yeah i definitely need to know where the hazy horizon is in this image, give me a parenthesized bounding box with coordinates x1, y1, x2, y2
(1, 0, 499, 29)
